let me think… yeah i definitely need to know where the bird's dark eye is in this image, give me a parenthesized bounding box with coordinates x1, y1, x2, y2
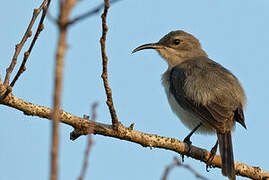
(173, 39, 181, 45)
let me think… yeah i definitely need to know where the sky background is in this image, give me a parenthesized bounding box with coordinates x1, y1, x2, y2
(0, 0, 268, 180)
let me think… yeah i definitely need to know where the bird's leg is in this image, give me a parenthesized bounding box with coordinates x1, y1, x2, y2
(206, 140, 219, 171)
(183, 122, 202, 145)
(181, 122, 202, 162)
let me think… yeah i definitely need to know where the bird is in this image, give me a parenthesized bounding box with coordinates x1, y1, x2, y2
(132, 30, 246, 180)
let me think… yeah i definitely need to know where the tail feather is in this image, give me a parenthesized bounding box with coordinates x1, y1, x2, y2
(217, 132, 236, 180)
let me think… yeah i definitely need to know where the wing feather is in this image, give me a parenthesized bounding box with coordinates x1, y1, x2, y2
(169, 57, 245, 132)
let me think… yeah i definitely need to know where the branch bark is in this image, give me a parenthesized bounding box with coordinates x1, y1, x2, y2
(100, 0, 119, 129)
(0, 93, 268, 180)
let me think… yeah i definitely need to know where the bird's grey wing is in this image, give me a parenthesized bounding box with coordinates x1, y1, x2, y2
(169, 62, 241, 132)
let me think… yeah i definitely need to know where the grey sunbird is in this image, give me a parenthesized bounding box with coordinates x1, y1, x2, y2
(132, 30, 246, 180)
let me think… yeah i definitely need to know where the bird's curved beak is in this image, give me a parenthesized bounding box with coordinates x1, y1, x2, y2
(132, 43, 163, 54)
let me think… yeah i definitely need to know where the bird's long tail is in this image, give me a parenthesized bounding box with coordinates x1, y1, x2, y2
(217, 131, 236, 180)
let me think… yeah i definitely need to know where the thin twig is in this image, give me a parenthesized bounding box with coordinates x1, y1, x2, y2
(3, 0, 48, 88)
(50, 1, 78, 180)
(1, 0, 51, 99)
(10, 0, 51, 89)
(161, 157, 181, 180)
(68, 0, 121, 26)
(78, 103, 98, 180)
(100, 0, 119, 129)
(161, 157, 208, 180)
(1, 93, 269, 180)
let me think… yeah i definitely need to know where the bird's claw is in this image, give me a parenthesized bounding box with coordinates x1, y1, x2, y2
(181, 137, 192, 162)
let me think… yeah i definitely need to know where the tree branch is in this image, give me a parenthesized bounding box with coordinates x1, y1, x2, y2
(161, 157, 208, 180)
(67, 0, 121, 26)
(100, 0, 119, 129)
(9, 0, 51, 90)
(0, 93, 268, 180)
(50, 0, 78, 180)
(78, 103, 98, 180)
(3, 0, 49, 89)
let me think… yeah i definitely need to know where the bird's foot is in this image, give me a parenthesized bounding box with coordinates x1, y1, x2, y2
(181, 123, 202, 162)
(206, 141, 218, 172)
(181, 136, 192, 162)
(183, 136, 192, 145)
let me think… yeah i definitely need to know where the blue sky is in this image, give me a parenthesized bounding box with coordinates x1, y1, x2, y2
(0, 0, 268, 180)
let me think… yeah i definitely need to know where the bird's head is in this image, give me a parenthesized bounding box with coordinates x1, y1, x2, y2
(132, 30, 208, 67)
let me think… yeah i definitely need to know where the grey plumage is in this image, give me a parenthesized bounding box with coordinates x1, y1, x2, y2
(167, 56, 246, 131)
(132, 30, 246, 180)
